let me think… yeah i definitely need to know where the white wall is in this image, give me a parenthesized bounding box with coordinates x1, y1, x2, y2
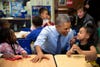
(0, 2, 3, 10)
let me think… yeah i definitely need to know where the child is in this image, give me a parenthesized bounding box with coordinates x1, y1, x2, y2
(30, 7, 54, 30)
(74, 5, 95, 33)
(0, 28, 28, 58)
(25, 16, 43, 42)
(0, 20, 10, 29)
(39, 7, 54, 27)
(18, 16, 44, 54)
(67, 24, 97, 62)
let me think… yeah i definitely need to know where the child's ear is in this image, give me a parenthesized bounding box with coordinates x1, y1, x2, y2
(86, 34, 89, 39)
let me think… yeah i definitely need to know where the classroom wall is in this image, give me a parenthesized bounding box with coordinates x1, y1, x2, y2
(0, 0, 55, 22)
(0, 2, 3, 10)
(25, 0, 55, 22)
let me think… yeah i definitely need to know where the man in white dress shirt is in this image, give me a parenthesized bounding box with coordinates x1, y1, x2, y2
(31, 14, 74, 62)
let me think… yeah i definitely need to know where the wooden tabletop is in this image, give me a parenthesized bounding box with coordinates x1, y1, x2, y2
(0, 54, 56, 67)
(15, 31, 30, 38)
(54, 54, 93, 67)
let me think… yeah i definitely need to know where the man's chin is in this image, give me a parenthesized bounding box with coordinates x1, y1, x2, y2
(63, 33, 68, 36)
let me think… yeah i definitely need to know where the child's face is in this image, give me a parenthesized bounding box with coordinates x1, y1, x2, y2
(77, 8, 85, 19)
(77, 27, 89, 40)
(41, 11, 49, 19)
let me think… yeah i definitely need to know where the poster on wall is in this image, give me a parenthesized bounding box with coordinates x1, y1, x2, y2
(32, 6, 51, 17)
(10, 2, 24, 17)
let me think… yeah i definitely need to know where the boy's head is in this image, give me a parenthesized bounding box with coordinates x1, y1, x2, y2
(32, 16, 43, 27)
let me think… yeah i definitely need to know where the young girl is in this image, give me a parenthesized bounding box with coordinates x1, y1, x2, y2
(67, 24, 97, 62)
(0, 28, 28, 58)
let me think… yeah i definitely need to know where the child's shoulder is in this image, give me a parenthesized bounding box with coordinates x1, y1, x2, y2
(0, 42, 9, 46)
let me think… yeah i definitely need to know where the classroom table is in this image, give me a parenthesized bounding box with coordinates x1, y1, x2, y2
(0, 54, 56, 67)
(15, 31, 30, 38)
(55, 54, 93, 67)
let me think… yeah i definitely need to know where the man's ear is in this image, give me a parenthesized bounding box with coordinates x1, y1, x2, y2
(56, 25, 61, 32)
(56, 25, 61, 28)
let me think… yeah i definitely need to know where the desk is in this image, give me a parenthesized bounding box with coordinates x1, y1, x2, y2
(55, 54, 92, 67)
(0, 54, 56, 67)
(15, 31, 30, 38)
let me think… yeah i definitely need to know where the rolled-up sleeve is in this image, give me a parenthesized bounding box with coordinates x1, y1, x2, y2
(33, 27, 49, 47)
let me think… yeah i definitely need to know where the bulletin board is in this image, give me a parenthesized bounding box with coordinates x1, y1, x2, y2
(10, 2, 24, 17)
(32, 6, 51, 17)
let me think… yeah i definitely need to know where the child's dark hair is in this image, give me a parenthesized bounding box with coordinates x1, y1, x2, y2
(32, 16, 43, 27)
(0, 28, 17, 44)
(0, 28, 18, 54)
(76, 5, 87, 13)
(83, 24, 98, 46)
(39, 7, 49, 15)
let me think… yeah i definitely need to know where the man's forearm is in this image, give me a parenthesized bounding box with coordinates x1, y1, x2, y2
(35, 45, 43, 55)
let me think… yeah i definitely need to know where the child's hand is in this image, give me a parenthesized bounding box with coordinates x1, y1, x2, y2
(70, 36, 77, 46)
(66, 45, 76, 57)
(72, 45, 82, 54)
(2, 53, 15, 59)
(5, 55, 22, 61)
(22, 53, 29, 58)
(66, 50, 72, 57)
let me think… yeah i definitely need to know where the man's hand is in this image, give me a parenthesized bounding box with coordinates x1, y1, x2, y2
(31, 53, 49, 63)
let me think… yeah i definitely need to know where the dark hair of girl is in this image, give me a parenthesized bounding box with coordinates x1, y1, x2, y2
(83, 24, 98, 46)
(0, 28, 18, 54)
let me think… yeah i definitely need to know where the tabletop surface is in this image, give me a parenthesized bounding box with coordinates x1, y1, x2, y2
(54, 54, 93, 67)
(0, 54, 56, 67)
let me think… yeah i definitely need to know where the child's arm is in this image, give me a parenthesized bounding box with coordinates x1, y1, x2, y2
(0, 43, 15, 58)
(80, 46, 97, 61)
(80, 46, 97, 55)
(72, 45, 97, 61)
(66, 44, 76, 57)
(17, 44, 28, 57)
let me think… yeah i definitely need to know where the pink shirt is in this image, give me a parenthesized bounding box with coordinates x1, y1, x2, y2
(0, 42, 27, 55)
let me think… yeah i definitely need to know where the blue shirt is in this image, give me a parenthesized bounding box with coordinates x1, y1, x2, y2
(26, 27, 43, 42)
(34, 26, 74, 54)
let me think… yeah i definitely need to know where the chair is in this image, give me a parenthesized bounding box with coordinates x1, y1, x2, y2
(17, 38, 32, 54)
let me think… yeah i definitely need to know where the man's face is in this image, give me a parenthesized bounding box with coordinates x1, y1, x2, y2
(57, 22, 71, 36)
